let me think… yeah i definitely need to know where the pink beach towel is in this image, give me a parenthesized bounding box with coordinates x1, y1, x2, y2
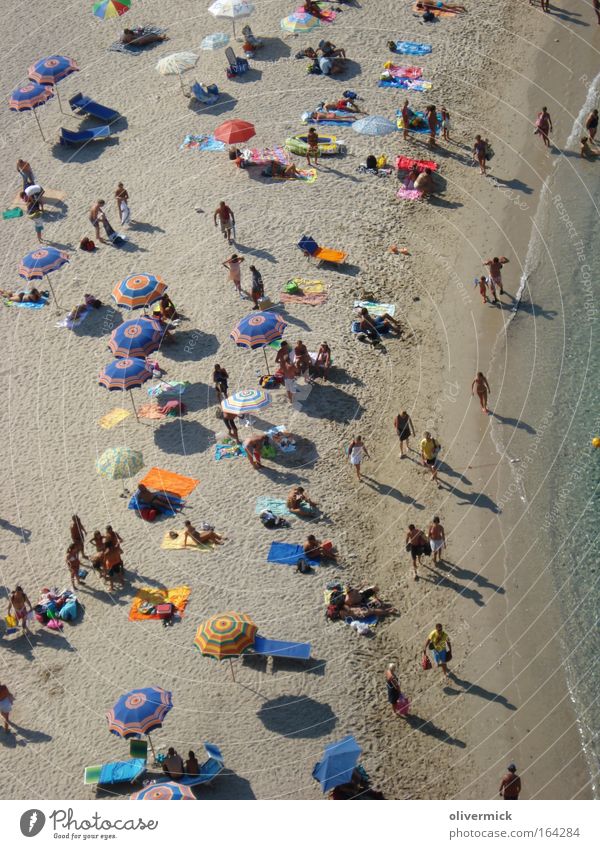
(396, 187, 423, 201)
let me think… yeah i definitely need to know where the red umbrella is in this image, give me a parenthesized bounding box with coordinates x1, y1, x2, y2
(214, 119, 255, 145)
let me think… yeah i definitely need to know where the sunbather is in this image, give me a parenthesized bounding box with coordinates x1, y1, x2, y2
(136, 483, 176, 512)
(270, 161, 300, 178)
(304, 47, 344, 76)
(414, 167, 435, 197)
(185, 751, 200, 776)
(415, 1, 467, 11)
(121, 28, 168, 46)
(304, 534, 337, 562)
(0, 288, 42, 303)
(66, 543, 82, 590)
(162, 747, 184, 780)
(313, 341, 332, 379)
(183, 520, 225, 546)
(323, 96, 362, 113)
(359, 307, 401, 335)
(287, 486, 318, 516)
(319, 40, 347, 59)
(345, 585, 396, 611)
(157, 293, 178, 321)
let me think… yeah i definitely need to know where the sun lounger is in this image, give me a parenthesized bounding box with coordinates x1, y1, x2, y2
(252, 635, 311, 660)
(69, 93, 120, 124)
(298, 235, 347, 266)
(225, 46, 249, 77)
(191, 82, 220, 106)
(59, 126, 112, 146)
(83, 758, 146, 786)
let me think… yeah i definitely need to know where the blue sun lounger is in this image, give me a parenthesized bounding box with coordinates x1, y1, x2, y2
(59, 126, 112, 145)
(83, 758, 146, 786)
(69, 93, 120, 124)
(252, 635, 311, 660)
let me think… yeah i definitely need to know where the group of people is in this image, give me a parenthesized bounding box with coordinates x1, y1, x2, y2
(69, 516, 126, 592)
(405, 518, 446, 580)
(88, 184, 130, 246)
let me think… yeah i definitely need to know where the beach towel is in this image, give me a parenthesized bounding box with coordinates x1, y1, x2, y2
(397, 186, 424, 200)
(160, 530, 216, 551)
(56, 304, 93, 329)
(270, 168, 317, 184)
(412, 2, 460, 16)
(242, 146, 290, 166)
(393, 41, 432, 56)
(345, 613, 378, 627)
(396, 156, 438, 172)
(354, 300, 396, 317)
(128, 492, 184, 517)
(396, 109, 440, 134)
(2, 207, 23, 220)
(280, 292, 328, 306)
(255, 496, 292, 517)
(351, 318, 391, 335)
(379, 78, 432, 91)
(295, 3, 336, 20)
(303, 110, 357, 126)
(180, 134, 226, 152)
(147, 380, 190, 398)
(215, 442, 246, 460)
(285, 278, 324, 294)
(99, 408, 130, 429)
(129, 586, 191, 621)
(3, 295, 48, 310)
(383, 64, 424, 79)
(137, 403, 166, 420)
(108, 26, 168, 54)
(139, 468, 199, 499)
(267, 542, 320, 567)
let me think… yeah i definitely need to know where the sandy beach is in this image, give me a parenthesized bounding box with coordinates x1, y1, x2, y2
(0, 0, 597, 800)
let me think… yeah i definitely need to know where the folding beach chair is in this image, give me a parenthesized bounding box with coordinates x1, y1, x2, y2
(298, 235, 347, 267)
(59, 126, 112, 145)
(225, 46, 249, 77)
(251, 636, 311, 660)
(83, 758, 146, 786)
(129, 738, 148, 760)
(69, 93, 120, 124)
(191, 82, 220, 106)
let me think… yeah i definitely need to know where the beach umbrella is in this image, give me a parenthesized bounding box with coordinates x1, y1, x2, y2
(96, 446, 144, 497)
(99, 357, 152, 421)
(156, 52, 198, 95)
(214, 119, 255, 145)
(230, 311, 287, 372)
(312, 735, 362, 793)
(221, 388, 272, 415)
(352, 115, 397, 136)
(112, 273, 167, 311)
(109, 317, 163, 359)
(280, 13, 321, 34)
(131, 782, 195, 801)
(9, 83, 54, 140)
(194, 611, 257, 680)
(18, 247, 69, 307)
(201, 32, 230, 50)
(28, 56, 79, 113)
(93, 0, 131, 20)
(107, 687, 172, 759)
(208, 1, 255, 38)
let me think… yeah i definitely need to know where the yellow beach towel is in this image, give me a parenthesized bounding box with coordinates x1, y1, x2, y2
(160, 530, 215, 552)
(99, 408, 130, 429)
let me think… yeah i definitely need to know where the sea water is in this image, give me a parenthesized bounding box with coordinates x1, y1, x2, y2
(489, 79, 600, 795)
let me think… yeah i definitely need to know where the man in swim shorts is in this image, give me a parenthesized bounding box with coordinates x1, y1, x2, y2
(214, 201, 235, 243)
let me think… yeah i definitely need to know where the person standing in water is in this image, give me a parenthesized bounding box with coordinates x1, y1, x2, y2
(472, 372, 491, 413)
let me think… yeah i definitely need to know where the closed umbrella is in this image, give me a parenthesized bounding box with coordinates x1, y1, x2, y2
(112, 273, 167, 311)
(156, 52, 198, 94)
(208, 1, 255, 38)
(107, 687, 173, 760)
(201, 32, 230, 50)
(281, 13, 321, 34)
(312, 736, 362, 792)
(131, 782, 195, 800)
(352, 115, 397, 136)
(93, 0, 131, 19)
(19, 247, 69, 307)
(221, 388, 271, 415)
(194, 611, 257, 679)
(28, 55, 79, 113)
(98, 357, 152, 421)
(9, 83, 54, 140)
(96, 447, 144, 497)
(109, 317, 163, 359)
(214, 119, 255, 145)
(230, 311, 287, 372)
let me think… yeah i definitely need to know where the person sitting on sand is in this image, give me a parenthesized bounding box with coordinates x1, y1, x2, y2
(304, 47, 344, 76)
(162, 747, 184, 780)
(580, 136, 599, 158)
(136, 483, 176, 512)
(269, 161, 300, 178)
(121, 28, 168, 46)
(303, 0, 326, 18)
(185, 751, 200, 776)
(183, 520, 225, 547)
(287, 486, 318, 517)
(414, 167, 435, 197)
(304, 534, 337, 562)
(0, 287, 42, 303)
(157, 293, 177, 321)
(319, 40, 347, 59)
(359, 307, 401, 335)
(340, 602, 397, 619)
(313, 341, 331, 380)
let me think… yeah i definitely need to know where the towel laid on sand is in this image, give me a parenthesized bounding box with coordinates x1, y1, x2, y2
(3, 295, 48, 310)
(393, 40, 432, 56)
(280, 292, 327, 306)
(269, 168, 317, 184)
(243, 146, 290, 165)
(396, 109, 440, 134)
(286, 278, 324, 294)
(129, 586, 191, 621)
(379, 78, 432, 91)
(56, 304, 93, 329)
(180, 134, 226, 152)
(255, 496, 291, 517)
(215, 442, 247, 460)
(138, 403, 166, 420)
(99, 408, 130, 429)
(147, 380, 189, 397)
(397, 186, 424, 200)
(129, 492, 184, 517)
(109, 26, 168, 54)
(161, 530, 216, 551)
(354, 300, 396, 317)
(383, 65, 424, 79)
(396, 155, 438, 172)
(267, 542, 320, 567)
(139, 468, 199, 499)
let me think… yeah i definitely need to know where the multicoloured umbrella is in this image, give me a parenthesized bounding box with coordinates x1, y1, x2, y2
(201, 32, 230, 50)
(312, 736, 362, 792)
(9, 83, 54, 139)
(221, 388, 272, 415)
(194, 611, 257, 679)
(112, 273, 167, 311)
(96, 446, 144, 496)
(19, 247, 69, 307)
(231, 311, 287, 372)
(28, 55, 79, 112)
(107, 687, 173, 758)
(99, 358, 152, 420)
(131, 782, 195, 801)
(109, 317, 163, 359)
(93, 0, 131, 20)
(352, 115, 397, 136)
(214, 119, 255, 145)
(208, 0, 255, 38)
(280, 12, 321, 34)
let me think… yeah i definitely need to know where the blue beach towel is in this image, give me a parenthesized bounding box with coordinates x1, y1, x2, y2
(255, 497, 291, 517)
(267, 542, 320, 567)
(180, 134, 226, 152)
(3, 295, 49, 310)
(128, 492, 184, 517)
(393, 41, 432, 56)
(379, 78, 432, 91)
(351, 318, 391, 335)
(215, 443, 247, 461)
(396, 108, 441, 134)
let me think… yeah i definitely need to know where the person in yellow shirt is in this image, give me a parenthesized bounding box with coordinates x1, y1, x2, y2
(420, 431, 440, 484)
(423, 623, 451, 678)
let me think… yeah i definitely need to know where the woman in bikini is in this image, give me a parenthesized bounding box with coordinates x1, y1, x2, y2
(534, 107, 553, 148)
(66, 543, 82, 589)
(471, 371, 491, 413)
(473, 135, 488, 174)
(8, 586, 32, 635)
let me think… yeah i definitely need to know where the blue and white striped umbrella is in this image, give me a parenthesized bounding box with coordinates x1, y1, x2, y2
(221, 388, 271, 415)
(109, 317, 163, 359)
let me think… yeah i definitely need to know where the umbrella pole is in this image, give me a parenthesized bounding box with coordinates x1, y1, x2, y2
(147, 733, 158, 763)
(44, 275, 61, 311)
(129, 390, 140, 422)
(33, 108, 46, 142)
(56, 87, 63, 114)
(178, 72, 185, 96)
(120, 478, 128, 498)
(262, 347, 271, 376)
(229, 657, 236, 681)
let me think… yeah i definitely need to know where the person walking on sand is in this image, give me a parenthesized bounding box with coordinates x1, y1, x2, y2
(499, 764, 522, 800)
(243, 434, 268, 470)
(440, 106, 451, 142)
(222, 253, 245, 298)
(472, 372, 491, 413)
(475, 275, 488, 304)
(66, 543, 83, 589)
(534, 107, 553, 148)
(249, 265, 264, 309)
(420, 431, 440, 485)
(428, 516, 446, 563)
(394, 410, 415, 457)
(426, 104, 438, 148)
(473, 135, 488, 174)
(17, 159, 35, 189)
(423, 623, 451, 679)
(306, 127, 319, 167)
(406, 524, 428, 580)
(0, 682, 15, 733)
(89, 200, 107, 243)
(386, 663, 402, 713)
(7, 586, 33, 636)
(281, 358, 299, 403)
(115, 182, 130, 225)
(348, 435, 370, 482)
(401, 99, 411, 141)
(214, 201, 235, 243)
(70, 515, 88, 560)
(484, 256, 508, 296)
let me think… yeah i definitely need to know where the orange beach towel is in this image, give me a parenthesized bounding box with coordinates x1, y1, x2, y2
(139, 467, 199, 498)
(129, 586, 191, 621)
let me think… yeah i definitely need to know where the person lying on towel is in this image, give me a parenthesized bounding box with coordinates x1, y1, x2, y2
(182, 520, 226, 547)
(121, 28, 168, 46)
(136, 483, 177, 512)
(0, 287, 42, 303)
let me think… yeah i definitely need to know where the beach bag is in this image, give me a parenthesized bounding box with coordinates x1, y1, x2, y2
(156, 603, 174, 619)
(321, 540, 334, 554)
(59, 599, 77, 621)
(394, 694, 411, 716)
(80, 237, 95, 252)
(140, 508, 157, 522)
(295, 558, 314, 574)
(261, 443, 276, 459)
(376, 155, 388, 169)
(343, 90, 358, 100)
(446, 647, 453, 663)
(421, 654, 432, 671)
(47, 618, 63, 631)
(285, 281, 300, 294)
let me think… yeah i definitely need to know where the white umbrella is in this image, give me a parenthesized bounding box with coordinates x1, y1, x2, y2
(208, 1, 255, 38)
(201, 32, 231, 50)
(156, 52, 199, 94)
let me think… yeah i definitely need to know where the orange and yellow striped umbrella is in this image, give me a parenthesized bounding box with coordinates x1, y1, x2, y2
(194, 611, 257, 661)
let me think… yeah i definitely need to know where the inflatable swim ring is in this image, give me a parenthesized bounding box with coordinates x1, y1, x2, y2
(285, 134, 341, 156)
